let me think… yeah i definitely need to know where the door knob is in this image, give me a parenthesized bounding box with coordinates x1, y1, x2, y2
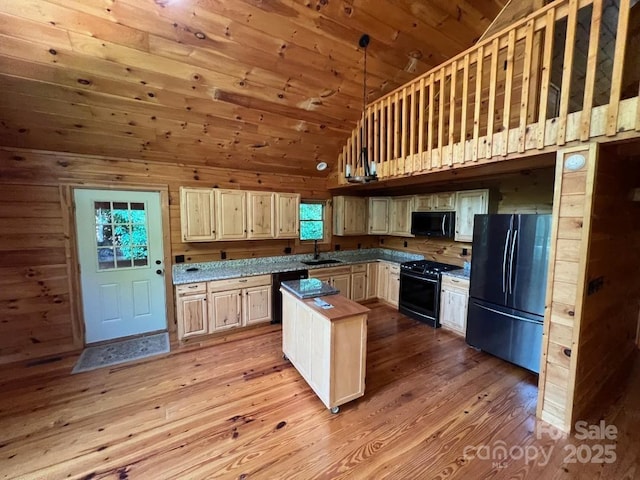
(155, 260, 162, 265)
(156, 269, 164, 275)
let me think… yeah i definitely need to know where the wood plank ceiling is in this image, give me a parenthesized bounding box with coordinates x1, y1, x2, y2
(0, 0, 506, 177)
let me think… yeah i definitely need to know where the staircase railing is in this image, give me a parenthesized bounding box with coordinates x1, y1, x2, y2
(337, 0, 639, 184)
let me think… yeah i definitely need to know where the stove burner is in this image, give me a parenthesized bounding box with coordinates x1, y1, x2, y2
(400, 259, 459, 278)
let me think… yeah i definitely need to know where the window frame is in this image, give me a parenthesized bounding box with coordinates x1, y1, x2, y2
(299, 199, 330, 245)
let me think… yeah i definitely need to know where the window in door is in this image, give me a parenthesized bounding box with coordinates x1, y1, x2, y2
(95, 201, 149, 270)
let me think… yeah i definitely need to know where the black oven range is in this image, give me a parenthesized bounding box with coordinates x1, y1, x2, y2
(398, 260, 459, 327)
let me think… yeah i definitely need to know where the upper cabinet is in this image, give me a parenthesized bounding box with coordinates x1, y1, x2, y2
(275, 193, 300, 239)
(180, 188, 300, 243)
(180, 187, 216, 242)
(368, 197, 390, 235)
(389, 196, 414, 237)
(216, 190, 247, 240)
(247, 191, 275, 239)
(334, 196, 367, 236)
(455, 189, 489, 242)
(414, 192, 455, 212)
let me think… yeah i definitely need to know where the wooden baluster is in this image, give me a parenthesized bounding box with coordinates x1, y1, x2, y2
(351, 125, 357, 177)
(401, 87, 408, 174)
(637, 80, 640, 132)
(473, 45, 484, 162)
(580, 0, 602, 141)
(367, 105, 373, 174)
(410, 82, 417, 173)
(502, 30, 516, 157)
(356, 115, 362, 177)
(381, 101, 388, 178)
(519, 21, 534, 153)
(606, 0, 630, 137)
(394, 92, 400, 175)
(537, 8, 556, 149)
(427, 73, 435, 170)
(374, 103, 380, 173)
(557, 0, 578, 146)
(438, 68, 446, 168)
(448, 61, 457, 167)
(386, 96, 393, 177)
(418, 77, 426, 171)
(460, 55, 470, 164)
(486, 38, 499, 159)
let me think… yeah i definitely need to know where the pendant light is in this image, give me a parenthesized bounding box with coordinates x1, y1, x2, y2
(346, 33, 378, 184)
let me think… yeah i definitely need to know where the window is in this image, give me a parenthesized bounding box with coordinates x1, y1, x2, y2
(299, 201, 325, 241)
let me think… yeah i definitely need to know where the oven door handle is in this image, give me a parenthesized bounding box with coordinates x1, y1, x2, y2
(400, 271, 438, 284)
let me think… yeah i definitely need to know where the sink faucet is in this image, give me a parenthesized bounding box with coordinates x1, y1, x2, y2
(314, 240, 320, 260)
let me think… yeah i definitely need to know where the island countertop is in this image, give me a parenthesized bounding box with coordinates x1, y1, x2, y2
(281, 288, 370, 321)
(280, 278, 339, 299)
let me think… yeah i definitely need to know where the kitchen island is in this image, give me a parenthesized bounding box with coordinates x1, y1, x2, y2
(280, 279, 369, 413)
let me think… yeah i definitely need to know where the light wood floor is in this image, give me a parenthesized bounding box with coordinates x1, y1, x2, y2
(0, 302, 638, 479)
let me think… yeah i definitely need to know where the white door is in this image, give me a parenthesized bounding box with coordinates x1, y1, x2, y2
(74, 189, 167, 343)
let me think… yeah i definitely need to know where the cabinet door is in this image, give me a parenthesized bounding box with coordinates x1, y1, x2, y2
(216, 190, 247, 240)
(389, 196, 414, 236)
(243, 284, 272, 325)
(276, 193, 300, 238)
(209, 289, 242, 331)
(455, 189, 489, 242)
(433, 192, 455, 211)
(377, 263, 389, 300)
(332, 273, 352, 299)
(440, 287, 468, 334)
(180, 187, 215, 242)
(414, 194, 433, 212)
(387, 267, 400, 307)
(368, 197, 390, 234)
(176, 293, 208, 339)
(351, 272, 367, 302)
(334, 196, 367, 235)
(247, 192, 274, 239)
(366, 262, 378, 299)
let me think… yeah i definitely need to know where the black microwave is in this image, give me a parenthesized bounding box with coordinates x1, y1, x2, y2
(410, 211, 455, 237)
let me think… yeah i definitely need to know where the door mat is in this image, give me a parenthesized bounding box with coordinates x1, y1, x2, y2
(72, 332, 169, 374)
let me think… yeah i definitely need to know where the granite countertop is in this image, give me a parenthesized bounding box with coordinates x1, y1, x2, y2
(172, 248, 424, 285)
(280, 278, 339, 299)
(443, 268, 471, 280)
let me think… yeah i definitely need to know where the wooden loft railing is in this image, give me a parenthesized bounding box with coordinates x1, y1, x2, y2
(337, 0, 640, 185)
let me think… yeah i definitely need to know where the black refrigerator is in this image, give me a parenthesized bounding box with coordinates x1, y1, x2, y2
(466, 214, 551, 373)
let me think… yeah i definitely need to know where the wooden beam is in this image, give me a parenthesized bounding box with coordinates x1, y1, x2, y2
(606, 0, 631, 136)
(438, 68, 446, 168)
(519, 20, 534, 153)
(460, 55, 470, 164)
(502, 29, 516, 156)
(448, 60, 457, 167)
(557, 0, 578, 146)
(418, 76, 426, 169)
(580, 0, 602, 141)
(409, 82, 417, 171)
(427, 73, 435, 170)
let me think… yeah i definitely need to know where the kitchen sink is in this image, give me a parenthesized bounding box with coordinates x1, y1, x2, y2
(301, 259, 342, 266)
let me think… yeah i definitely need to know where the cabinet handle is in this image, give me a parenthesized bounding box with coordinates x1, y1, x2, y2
(239, 279, 248, 283)
(188, 285, 198, 289)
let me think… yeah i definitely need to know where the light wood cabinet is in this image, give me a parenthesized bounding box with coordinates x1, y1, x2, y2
(389, 196, 414, 237)
(275, 192, 300, 238)
(366, 262, 378, 299)
(281, 289, 368, 412)
(209, 289, 243, 331)
(247, 191, 274, 239)
(455, 189, 489, 242)
(334, 196, 367, 236)
(414, 194, 434, 212)
(176, 283, 208, 339)
(439, 274, 470, 335)
(215, 190, 247, 240)
(312, 266, 352, 299)
(367, 197, 390, 234)
(176, 275, 272, 340)
(376, 261, 400, 306)
(433, 192, 456, 211)
(179, 187, 216, 242)
(350, 264, 367, 302)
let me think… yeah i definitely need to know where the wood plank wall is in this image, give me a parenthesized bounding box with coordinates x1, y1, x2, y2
(0, 147, 337, 365)
(380, 168, 555, 264)
(571, 147, 640, 421)
(537, 144, 597, 432)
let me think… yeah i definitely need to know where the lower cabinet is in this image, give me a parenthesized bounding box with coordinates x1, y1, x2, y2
(350, 264, 367, 302)
(311, 266, 352, 299)
(366, 262, 378, 300)
(176, 283, 208, 339)
(439, 274, 470, 335)
(176, 275, 272, 340)
(376, 261, 400, 306)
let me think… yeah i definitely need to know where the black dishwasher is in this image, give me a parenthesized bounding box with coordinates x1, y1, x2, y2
(271, 269, 309, 323)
